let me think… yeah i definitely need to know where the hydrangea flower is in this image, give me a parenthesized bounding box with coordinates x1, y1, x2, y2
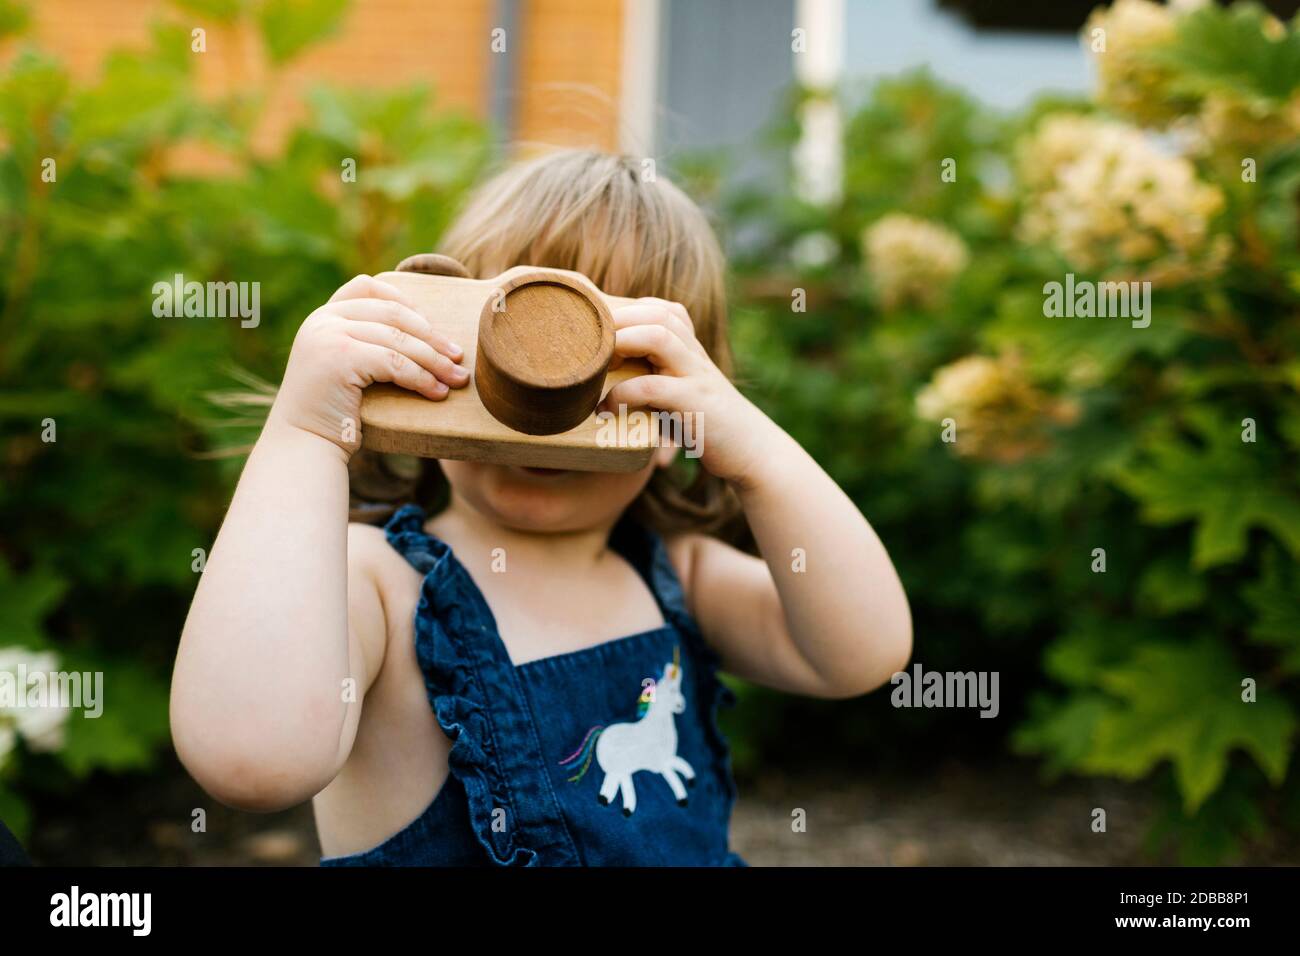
(863, 213, 969, 311)
(0, 647, 73, 771)
(1017, 114, 1228, 286)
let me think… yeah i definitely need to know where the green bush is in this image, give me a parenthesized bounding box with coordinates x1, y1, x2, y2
(0, 0, 487, 835)
(723, 1, 1300, 862)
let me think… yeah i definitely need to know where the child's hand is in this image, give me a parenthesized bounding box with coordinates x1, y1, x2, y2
(271, 275, 469, 453)
(600, 299, 777, 489)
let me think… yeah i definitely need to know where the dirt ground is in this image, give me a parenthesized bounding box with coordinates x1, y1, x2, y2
(28, 754, 1267, 866)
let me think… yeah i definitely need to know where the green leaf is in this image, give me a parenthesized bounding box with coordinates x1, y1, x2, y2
(0, 0, 29, 41)
(1146, 772, 1266, 865)
(1153, 3, 1300, 104)
(1242, 549, 1300, 676)
(168, 0, 247, 22)
(68, 29, 199, 145)
(259, 0, 351, 64)
(985, 289, 1188, 381)
(0, 559, 66, 650)
(1280, 395, 1300, 451)
(1013, 692, 1112, 777)
(1137, 555, 1208, 615)
(0, 50, 68, 148)
(58, 657, 170, 777)
(1041, 616, 1143, 688)
(1083, 639, 1295, 812)
(1114, 408, 1300, 568)
(0, 787, 32, 842)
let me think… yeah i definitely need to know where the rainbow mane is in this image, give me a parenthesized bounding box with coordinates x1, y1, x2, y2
(637, 678, 657, 717)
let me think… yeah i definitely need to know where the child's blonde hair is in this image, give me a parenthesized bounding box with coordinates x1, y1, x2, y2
(350, 149, 739, 534)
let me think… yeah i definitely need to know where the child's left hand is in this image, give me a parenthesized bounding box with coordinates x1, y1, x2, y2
(602, 298, 913, 701)
(600, 298, 778, 490)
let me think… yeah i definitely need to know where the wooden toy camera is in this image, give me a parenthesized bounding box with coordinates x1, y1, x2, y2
(358, 254, 654, 472)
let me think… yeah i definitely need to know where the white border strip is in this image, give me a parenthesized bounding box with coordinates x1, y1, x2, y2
(619, 0, 662, 156)
(793, 0, 845, 204)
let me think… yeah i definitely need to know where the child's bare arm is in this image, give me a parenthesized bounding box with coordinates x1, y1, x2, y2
(170, 276, 467, 811)
(605, 298, 911, 698)
(668, 433, 912, 698)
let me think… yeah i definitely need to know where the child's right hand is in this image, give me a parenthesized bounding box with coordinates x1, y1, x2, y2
(270, 274, 469, 454)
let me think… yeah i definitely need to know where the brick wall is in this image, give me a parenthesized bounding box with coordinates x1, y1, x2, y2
(24, 0, 492, 152)
(13, 0, 627, 155)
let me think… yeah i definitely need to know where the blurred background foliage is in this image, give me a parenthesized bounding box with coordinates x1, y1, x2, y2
(1, 0, 1298, 864)
(0, 0, 488, 837)
(722, 0, 1300, 864)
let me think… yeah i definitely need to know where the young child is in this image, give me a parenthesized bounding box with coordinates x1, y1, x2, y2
(170, 150, 912, 866)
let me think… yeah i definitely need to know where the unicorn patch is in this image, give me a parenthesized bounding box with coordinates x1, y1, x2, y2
(559, 650, 695, 816)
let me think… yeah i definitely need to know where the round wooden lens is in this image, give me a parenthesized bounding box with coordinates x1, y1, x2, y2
(474, 273, 615, 435)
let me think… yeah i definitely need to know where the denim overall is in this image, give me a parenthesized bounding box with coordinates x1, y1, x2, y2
(320, 504, 745, 866)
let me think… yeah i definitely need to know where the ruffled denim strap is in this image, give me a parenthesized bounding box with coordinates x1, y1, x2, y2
(383, 505, 582, 866)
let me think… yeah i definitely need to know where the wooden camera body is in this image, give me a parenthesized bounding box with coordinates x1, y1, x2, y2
(358, 254, 654, 472)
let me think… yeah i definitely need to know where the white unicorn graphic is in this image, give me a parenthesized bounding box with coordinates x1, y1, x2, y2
(559, 652, 695, 816)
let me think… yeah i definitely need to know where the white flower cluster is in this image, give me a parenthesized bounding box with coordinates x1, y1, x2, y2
(863, 213, 969, 311)
(1017, 114, 1228, 286)
(0, 647, 72, 770)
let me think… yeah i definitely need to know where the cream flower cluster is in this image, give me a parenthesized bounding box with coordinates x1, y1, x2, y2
(1196, 91, 1300, 155)
(0, 647, 71, 770)
(916, 353, 1079, 462)
(1018, 114, 1228, 286)
(1086, 0, 1300, 150)
(863, 213, 969, 311)
(1084, 0, 1183, 126)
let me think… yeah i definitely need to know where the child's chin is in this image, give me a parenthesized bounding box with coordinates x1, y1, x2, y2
(485, 470, 604, 531)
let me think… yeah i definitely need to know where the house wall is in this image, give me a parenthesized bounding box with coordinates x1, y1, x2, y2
(15, 0, 801, 176)
(515, 0, 625, 151)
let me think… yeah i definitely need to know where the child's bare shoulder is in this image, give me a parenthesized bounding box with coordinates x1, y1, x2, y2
(664, 532, 713, 596)
(347, 522, 387, 575)
(664, 532, 701, 566)
(664, 530, 738, 565)
(346, 522, 420, 622)
(347, 520, 390, 558)
(665, 532, 768, 602)
(346, 521, 415, 588)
